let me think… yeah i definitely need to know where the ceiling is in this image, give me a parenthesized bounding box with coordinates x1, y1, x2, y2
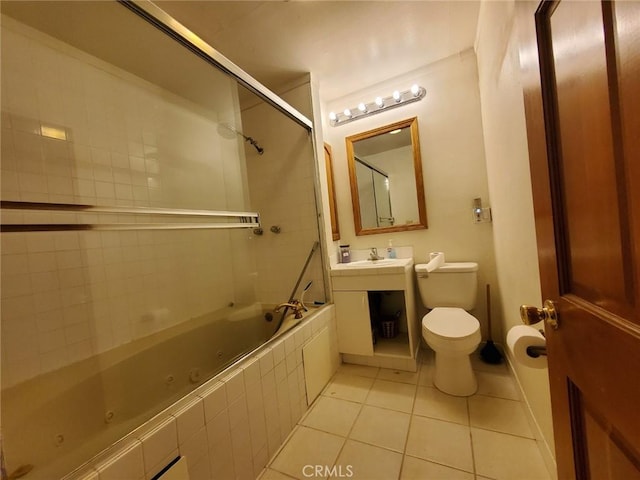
(156, 1, 481, 102)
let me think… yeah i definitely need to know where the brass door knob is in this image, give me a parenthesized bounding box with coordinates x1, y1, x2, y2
(520, 299, 559, 330)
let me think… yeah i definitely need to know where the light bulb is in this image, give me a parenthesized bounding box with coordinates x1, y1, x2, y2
(329, 112, 337, 121)
(375, 97, 384, 108)
(411, 84, 420, 96)
(358, 103, 367, 113)
(343, 109, 352, 118)
(393, 90, 401, 102)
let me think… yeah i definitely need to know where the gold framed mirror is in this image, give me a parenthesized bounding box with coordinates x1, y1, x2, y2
(324, 143, 340, 240)
(346, 117, 427, 236)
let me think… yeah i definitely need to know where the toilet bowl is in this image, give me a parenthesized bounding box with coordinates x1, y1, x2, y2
(422, 307, 481, 396)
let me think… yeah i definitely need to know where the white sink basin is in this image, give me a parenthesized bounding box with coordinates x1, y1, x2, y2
(330, 257, 413, 276)
(338, 259, 400, 267)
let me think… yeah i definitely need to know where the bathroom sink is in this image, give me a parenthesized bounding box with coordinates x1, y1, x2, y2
(339, 259, 399, 267)
(330, 257, 413, 276)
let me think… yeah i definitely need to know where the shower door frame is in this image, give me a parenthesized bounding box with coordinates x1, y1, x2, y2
(120, 0, 313, 131)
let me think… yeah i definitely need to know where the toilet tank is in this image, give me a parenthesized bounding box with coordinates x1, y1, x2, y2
(415, 262, 479, 310)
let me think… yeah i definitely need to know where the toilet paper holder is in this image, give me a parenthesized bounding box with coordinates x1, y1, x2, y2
(526, 345, 547, 358)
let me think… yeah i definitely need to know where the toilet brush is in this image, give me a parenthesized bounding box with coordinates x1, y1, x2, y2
(480, 284, 503, 364)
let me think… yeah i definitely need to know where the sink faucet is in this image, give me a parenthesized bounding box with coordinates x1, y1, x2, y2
(369, 247, 384, 261)
(274, 300, 306, 319)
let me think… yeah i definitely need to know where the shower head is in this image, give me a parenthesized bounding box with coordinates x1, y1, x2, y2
(247, 137, 264, 155)
(217, 123, 264, 155)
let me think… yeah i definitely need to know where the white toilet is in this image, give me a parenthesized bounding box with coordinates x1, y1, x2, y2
(415, 262, 481, 396)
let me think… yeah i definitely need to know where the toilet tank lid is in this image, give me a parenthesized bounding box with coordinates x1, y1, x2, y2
(415, 262, 478, 273)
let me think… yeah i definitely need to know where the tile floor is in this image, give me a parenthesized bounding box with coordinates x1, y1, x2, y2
(258, 349, 552, 480)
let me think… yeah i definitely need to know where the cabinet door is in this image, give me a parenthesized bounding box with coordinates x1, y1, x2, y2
(334, 291, 374, 356)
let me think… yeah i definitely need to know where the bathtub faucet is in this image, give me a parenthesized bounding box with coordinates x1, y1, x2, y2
(274, 300, 306, 319)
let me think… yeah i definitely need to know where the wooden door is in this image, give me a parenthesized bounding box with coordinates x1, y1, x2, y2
(518, 1, 640, 478)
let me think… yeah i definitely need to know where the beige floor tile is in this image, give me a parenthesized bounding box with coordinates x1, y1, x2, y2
(349, 405, 410, 452)
(476, 370, 520, 401)
(413, 386, 469, 425)
(405, 416, 473, 473)
(365, 379, 416, 413)
(338, 363, 379, 378)
(301, 396, 361, 437)
(332, 440, 402, 480)
(258, 468, 298, 479)
(472, 428, 551, 479)
(377, 368, 420, 384)
(470, 349, 509, 374)
(400, 456, 474, 480)
(468, 395, 533, 438)
(323, 373, 375, 403)
(417, 364, 434, 387)
(419, 347, 435, 365)
(270, 426, 345, 479)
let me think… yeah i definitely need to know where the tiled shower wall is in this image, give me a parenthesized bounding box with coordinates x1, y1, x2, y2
(0, 16, 254, 387)
(67, 306, 339, 480)
(241, 84, 326, 307)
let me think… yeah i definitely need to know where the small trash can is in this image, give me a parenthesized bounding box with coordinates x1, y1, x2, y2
(380, 319, 397, 339)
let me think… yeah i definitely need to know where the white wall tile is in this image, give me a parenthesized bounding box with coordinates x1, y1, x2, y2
(173, 398, 205, 446)
(261, 369, 277, 401)
(188, 455, 211, 480)
(230, 418, 254, 480)
(145, 450, 179, 480)
(139, 418, 178, 475)
(206, 410, 235, 480)
(96, 441, 144, 480)
(257, 348, 274, 377)
(228, 394, 249, 431)
(242, 357, 261, 388)
(178, 426, 208, 467)
(272, 340, 285, 366)
(223, 369, 245, 404)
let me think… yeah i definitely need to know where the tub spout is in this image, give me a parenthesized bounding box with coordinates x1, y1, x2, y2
(274, 300, 306, 319)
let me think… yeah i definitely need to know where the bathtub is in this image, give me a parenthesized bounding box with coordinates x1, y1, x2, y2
(2, 303, 332, 480)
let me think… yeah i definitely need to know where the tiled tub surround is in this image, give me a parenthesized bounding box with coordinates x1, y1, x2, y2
(1, 10, 327, 480)
(2, 302, 309, 478)
(63, 305, 338, 480)
(262, 350, 553, 480)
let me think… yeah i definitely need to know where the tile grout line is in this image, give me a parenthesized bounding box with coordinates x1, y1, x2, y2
(467, 394, 478, 478)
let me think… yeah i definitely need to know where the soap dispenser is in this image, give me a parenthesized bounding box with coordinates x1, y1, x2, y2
(386, 240, 397, 259)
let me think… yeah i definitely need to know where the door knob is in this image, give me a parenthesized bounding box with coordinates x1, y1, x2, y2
(520, 299, 559, 330)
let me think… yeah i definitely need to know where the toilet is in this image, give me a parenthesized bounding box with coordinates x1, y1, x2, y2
(415, 261, 481, 396)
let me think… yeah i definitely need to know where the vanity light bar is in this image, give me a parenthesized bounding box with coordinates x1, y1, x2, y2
(329, 85, 426, 127)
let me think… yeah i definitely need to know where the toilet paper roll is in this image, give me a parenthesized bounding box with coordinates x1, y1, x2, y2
(425, 252, 445, 272)
(507, 325, 548, 369)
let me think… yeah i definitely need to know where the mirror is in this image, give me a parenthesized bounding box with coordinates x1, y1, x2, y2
(346, 117, 427, 235)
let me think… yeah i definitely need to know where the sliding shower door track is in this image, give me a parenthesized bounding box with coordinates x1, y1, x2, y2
(0, 200, 260, 232)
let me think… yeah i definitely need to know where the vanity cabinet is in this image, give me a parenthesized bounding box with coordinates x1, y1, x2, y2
(334, 291, 374, 356)
(330, 258, 419, 367)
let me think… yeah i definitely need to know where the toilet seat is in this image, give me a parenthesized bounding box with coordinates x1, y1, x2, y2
(423, 307, 479, 340)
